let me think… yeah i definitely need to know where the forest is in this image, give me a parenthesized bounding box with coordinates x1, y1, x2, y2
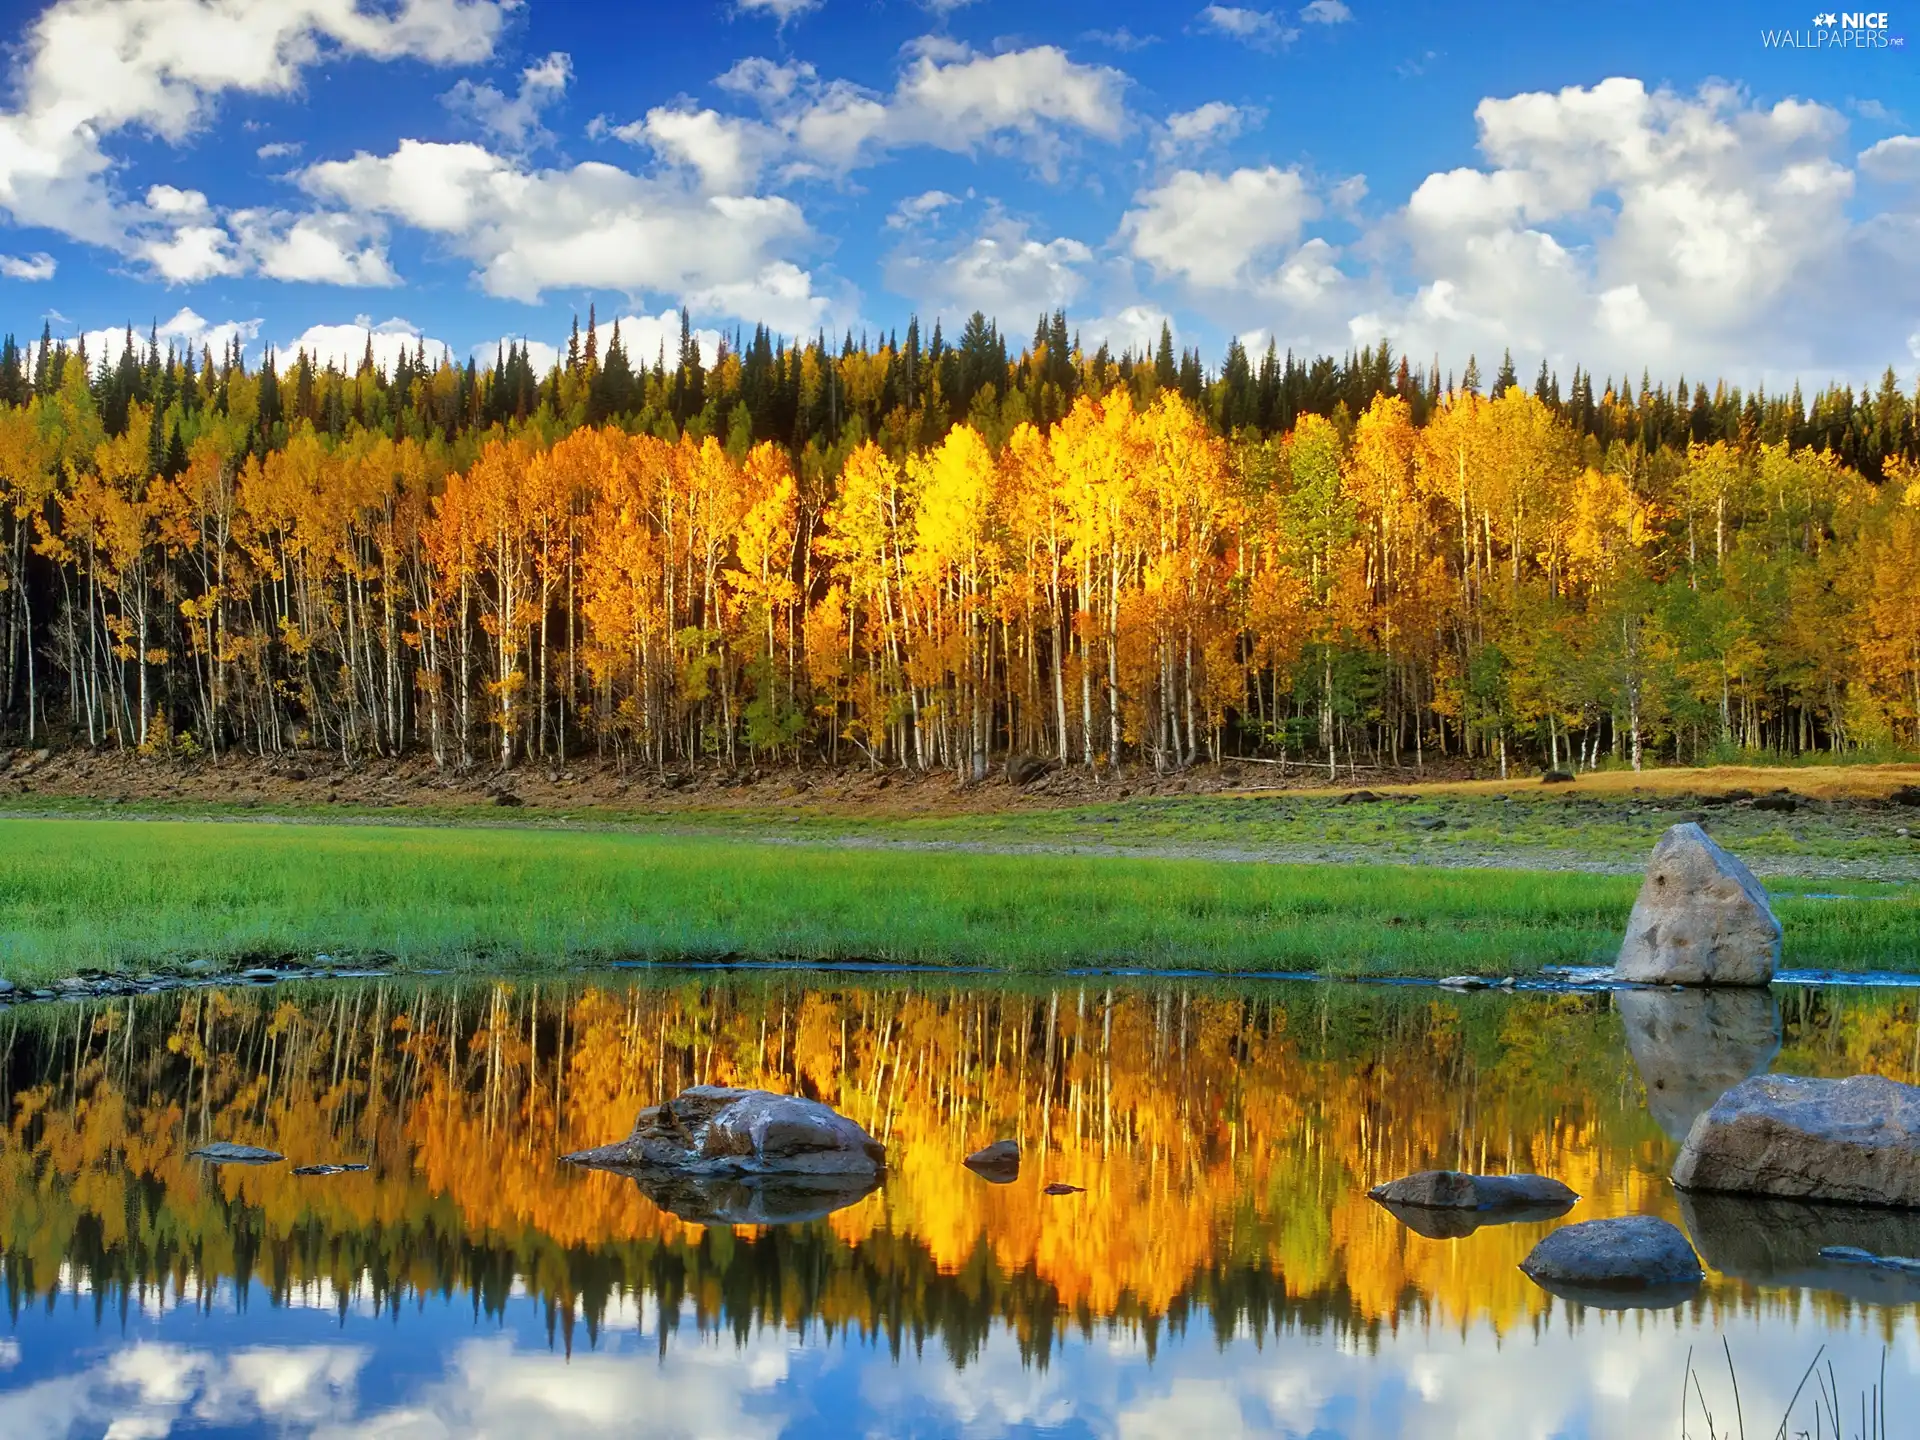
(0, 309, 1916, 778)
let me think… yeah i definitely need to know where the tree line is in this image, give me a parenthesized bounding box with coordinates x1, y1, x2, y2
(0, 310, 1916, 775)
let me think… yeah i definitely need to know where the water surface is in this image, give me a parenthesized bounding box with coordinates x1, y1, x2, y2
(1, 976, 1916, 1437)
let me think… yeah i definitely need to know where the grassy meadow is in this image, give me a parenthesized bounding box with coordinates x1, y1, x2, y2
(0, 815, 1913, 985)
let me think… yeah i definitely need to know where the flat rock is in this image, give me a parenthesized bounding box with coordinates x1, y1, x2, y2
(1672, 1073, 1920, 1207)
(1615, 823, 1780, 985)
(1618, 988, 1781, 1141)
(291, 1163, 369, 1177)
(1043, 1182, 1084, 1196)
(563, 1085, 885, 1179)
(1519, 1216, 1703, 1307)
(964, 1140, 1021, 1183)
(1369, 1170, 1577, 1213)
(189, 1142, 284, 1164)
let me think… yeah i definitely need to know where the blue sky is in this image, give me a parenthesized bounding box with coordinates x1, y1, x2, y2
(0, 0, 1914, 387)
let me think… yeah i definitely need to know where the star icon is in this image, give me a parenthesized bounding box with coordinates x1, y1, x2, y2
(1817, 11, 1838, 23)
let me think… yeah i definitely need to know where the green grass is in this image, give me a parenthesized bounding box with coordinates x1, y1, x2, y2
(0, 817, 1914, 985)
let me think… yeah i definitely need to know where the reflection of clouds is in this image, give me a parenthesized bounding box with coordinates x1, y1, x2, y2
(0, 1343, 366, 1439)
(315, 1332, 797, 1440)
(0, 1306, 1915, 1439)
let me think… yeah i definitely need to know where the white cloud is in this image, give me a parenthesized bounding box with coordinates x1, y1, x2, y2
(886, 190, 962, 229)
(1079, 303, 1175, 357)
(0, 252, 58, 281)
(232, 210, 400, 287)
(612, 309, 725, 369)
(444, 51, 572, 152)
(619, 107, 783, 193)
(0, 0, 508, 262)
(1196, 6, 1297, 49)
(473, 336, 561, 373)
(256, 141, 303, 160)
(75, 307, 260, 365)
(1358, 78, 1873, 379)
(301, 141, 823, 320)
(138, 223, 241, 283)
(715, 41, 1127, 176)
(281, 316, 448, 372)
(1120, 166, 1321, 287)
(1301, 0, 1352, 23)
(1860, 135, 1920, 184)
(886, 216, 1093, 321)
(1157, 102, 1251, 157)
(1082, 27, 1158, 51)
(736, 0, 821, 21)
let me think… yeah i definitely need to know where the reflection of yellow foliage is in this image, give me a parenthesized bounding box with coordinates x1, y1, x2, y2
(3, 982, 1914, 1349)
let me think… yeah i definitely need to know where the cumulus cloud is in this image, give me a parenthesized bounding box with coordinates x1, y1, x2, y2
(1120, 166, 1321, 288)
(1301, 0, 1352, 23)
(75, 307, 260, 366)
(474, 336, 562, 372)
(1156, 102, 1253, 158)
(280, 315, 446, 372)
(0, 0, 508, 266)
(0, 251, 58, 281)
(617, 107, 784, 193)
(610, 309, 725, 369)
(1859, 135, 1920, 184)
(736, 0, 821, 21)
(443, 51, 573, 152)
(1354, 78, 1873, 378)
(1196, 6, 1297, 49)
(885, 215, 1093, 321)
(886, 189, 962, 230)
(255, 141, 303, 160)
(300, 140, 827, 324)
(1078, 303, 1176, 357)
(710, 41, 1128, 177)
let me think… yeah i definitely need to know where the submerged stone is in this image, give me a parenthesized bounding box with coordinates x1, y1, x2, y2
(292, 1163, 370, 1177)
(1369, 1170, 1577, 1213)
(1672, 1073, 1920, 1207)
(189, 1142, 284, 1164)
(965, 1140, 1021, 1183)
(1615, 823, 1780, 985)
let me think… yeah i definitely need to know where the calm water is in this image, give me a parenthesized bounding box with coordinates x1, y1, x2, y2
(0, 975, 1916, 1438)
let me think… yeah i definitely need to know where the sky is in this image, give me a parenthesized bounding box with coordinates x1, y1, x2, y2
(0, 0, 1914, 389)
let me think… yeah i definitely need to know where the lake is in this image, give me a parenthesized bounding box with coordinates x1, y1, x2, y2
(0, 974, 1914, 1438)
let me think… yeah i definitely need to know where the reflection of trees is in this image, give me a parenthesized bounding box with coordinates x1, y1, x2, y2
(0, 979, 1912, 1362)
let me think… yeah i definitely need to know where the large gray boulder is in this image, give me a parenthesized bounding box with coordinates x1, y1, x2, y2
(1619, 988, 1781, 1140)
(563, 1085, 886, 1179)
(1672, 1073, 1920, 1207)
(1519, 1216, 1704, 1308)
(1615, 823, 1780, 985)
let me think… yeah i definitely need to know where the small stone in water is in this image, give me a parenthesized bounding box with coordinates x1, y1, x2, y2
(190, 1142, 284, 1164)
(292, 1163, 370, 1177)
(1043, 1182, 1084, 1195)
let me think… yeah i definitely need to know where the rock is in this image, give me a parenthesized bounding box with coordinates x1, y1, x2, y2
(563, 1085, 885, 1179)
(1678, 1191, 1920, 1304)
(1411, 816, 1447, 831)
(241, 967, 285, 983)
(964, 1139, 1021, 1183)
(1369, 1170, 1578, 1213)
(182, 959, 223, 977)
(1043, 1182, 1084, 1195)
(1006, 753, 1053, 786)
(1672, 1073, 1920, 1207)
(1614, 823, 1780, 985)
(1437, 975, 1489, 990)
(1818, 1246, 1920, 1275)
(1338, 789, 1385, 804)
(1540, 769, 1576, 784)
(1753, 794, 1799, 813)
(493, 791, 524, 807)
(0, 979, 15, 995)
(1618, 988, 1781, 1141)
(1519, 1216, 1704, 1307)
(291, 1163, 370, 1177)
(189, 1142, 284, 1164)
(1891, 786, 1920, 807)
